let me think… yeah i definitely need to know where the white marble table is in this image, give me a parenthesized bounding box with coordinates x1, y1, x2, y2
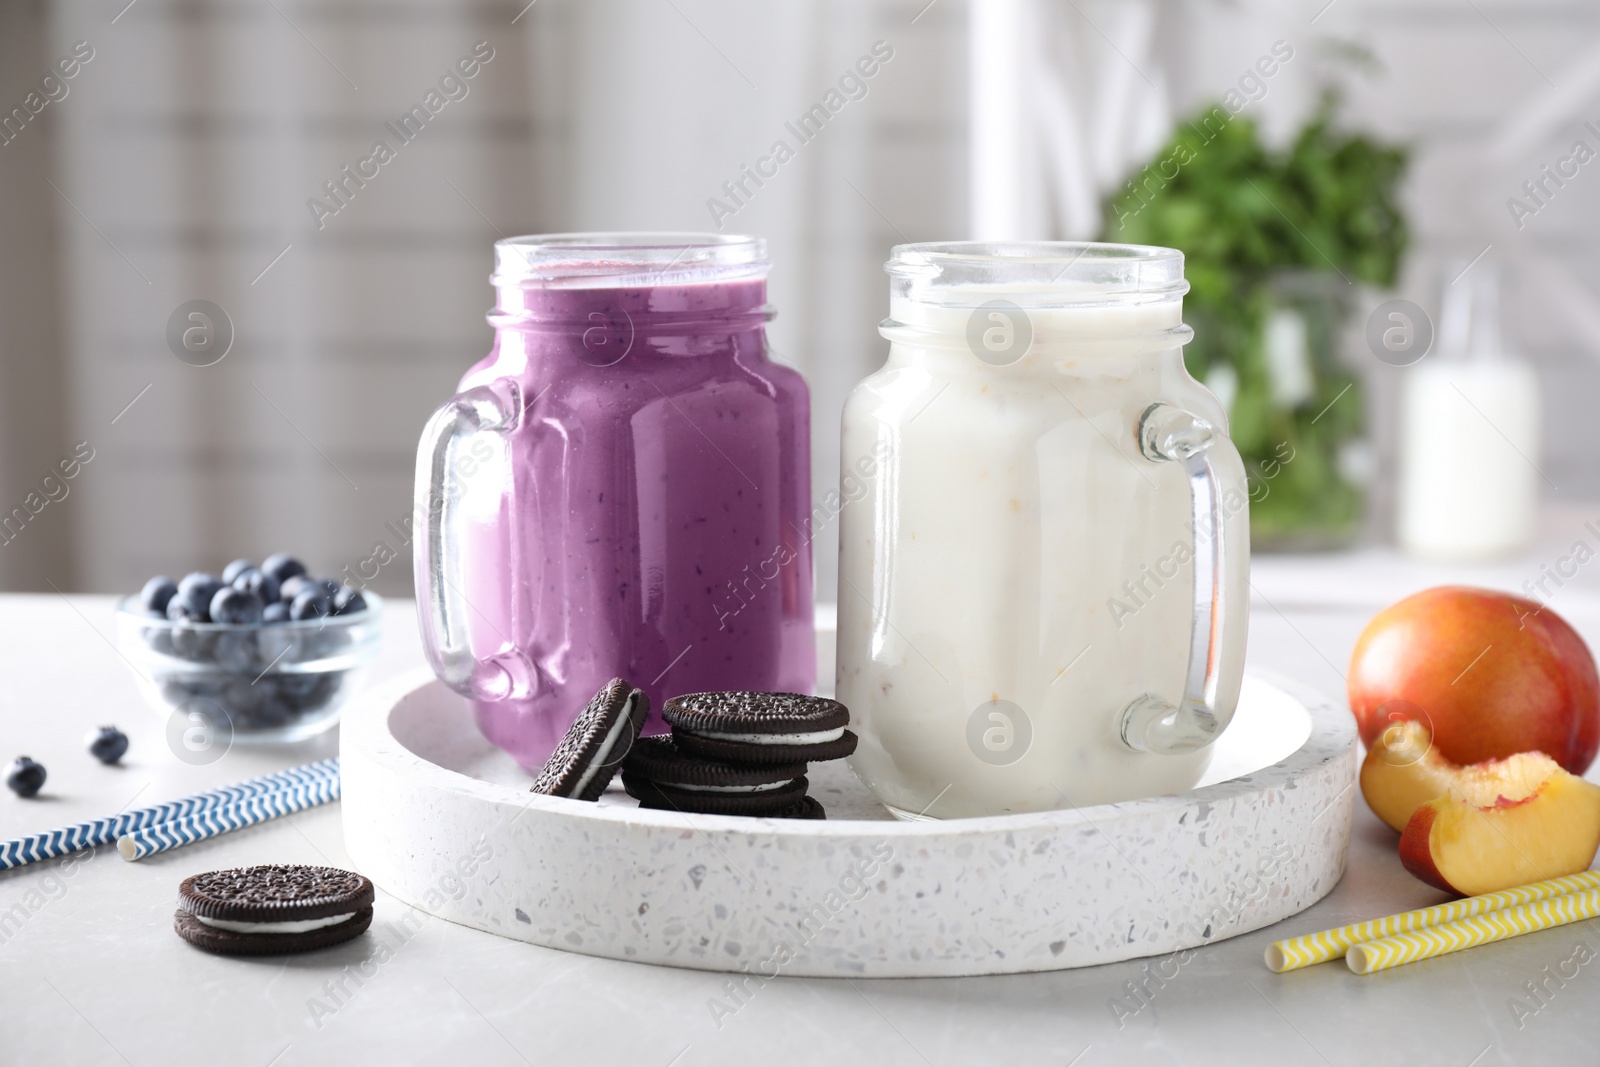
(5, 520, 1600, 1065)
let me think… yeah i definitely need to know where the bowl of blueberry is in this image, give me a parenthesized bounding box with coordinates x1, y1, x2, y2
(115, 553, 381, 743)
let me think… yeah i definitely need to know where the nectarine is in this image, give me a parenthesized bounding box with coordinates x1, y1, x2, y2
(1359, 720, 1459, 832)
(1398, 751, 1600, 896)
(1349, 586, 1600, 775)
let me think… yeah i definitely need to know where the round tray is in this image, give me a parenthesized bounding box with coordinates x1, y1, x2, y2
(341, 669, 1356, 977)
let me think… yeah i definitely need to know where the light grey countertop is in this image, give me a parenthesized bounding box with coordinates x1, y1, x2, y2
(5, 520, 1600, 1066)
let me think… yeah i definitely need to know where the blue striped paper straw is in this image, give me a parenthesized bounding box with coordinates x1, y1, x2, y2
(117, 771, 341, 860)
(0, 758, 339, 871)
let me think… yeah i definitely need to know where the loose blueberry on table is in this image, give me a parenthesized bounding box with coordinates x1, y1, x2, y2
(87, 726, 129, 764)
(6, 756, 46, 798)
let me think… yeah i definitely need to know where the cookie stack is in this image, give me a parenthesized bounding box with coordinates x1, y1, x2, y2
(622, 692, 857, 820)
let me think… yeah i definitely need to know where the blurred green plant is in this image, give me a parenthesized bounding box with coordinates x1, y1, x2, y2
(1102, 95, 1408, 547)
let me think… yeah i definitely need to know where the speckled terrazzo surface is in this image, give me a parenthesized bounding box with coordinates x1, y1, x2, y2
(342, 669, 1356, 977)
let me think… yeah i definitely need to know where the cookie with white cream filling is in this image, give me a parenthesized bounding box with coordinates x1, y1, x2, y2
(531, 677, 651, 801)
(665, 691, 858, 764)
(621, 736, 808, 814)
(174, 864, 374, 956)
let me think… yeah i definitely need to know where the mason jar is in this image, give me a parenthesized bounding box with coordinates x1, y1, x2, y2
(837, 242, 1250, 818)
(415, 233, 816, 771)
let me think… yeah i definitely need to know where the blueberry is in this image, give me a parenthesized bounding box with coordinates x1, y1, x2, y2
(255, 625, 298, 668)
(209, 586, 264, 625)
(169, 673, 225, 699)
(87, 726, 129, 764)
(299, 628, 346, 659)
(303, 674, 341, 712)
(220, 558, 254, 584)
(140, 575, 178, 616)
(274, 672, 337, 712)
(289, 589, 332, 621)
(177, 571, 224, 599)
(6, 757, 46, 798)
(170, 626, 216, 662)
(214, 631, 258, 672)
(279, 575, 316, 603)
(175, 572, 225, 621)
(315, 577, 342, 598)
(222, 677, 264, 716)
(261, 553, 308, 584)
(233, 568, 280, 605)
(246, 693, 296, 730)
(144, 627, 175, 657)
(332, 586, 367, 615)
(261, 601, 290, 624)
(274, 673, 321, 703)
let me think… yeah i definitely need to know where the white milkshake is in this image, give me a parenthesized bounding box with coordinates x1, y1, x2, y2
(837, 243, 1250, 818)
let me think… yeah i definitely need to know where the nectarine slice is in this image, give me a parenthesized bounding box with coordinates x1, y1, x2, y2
(1398, 751, 1600, 896)
(1360, 720, 1460, 832)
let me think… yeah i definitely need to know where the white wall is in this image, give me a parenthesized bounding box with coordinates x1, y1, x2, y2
(9, 0, 1599, 596)
(29, 0, 969, 597)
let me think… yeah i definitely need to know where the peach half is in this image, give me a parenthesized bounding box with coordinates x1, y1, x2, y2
(1360, 720, 1461, 832)
(1398, 750, 1600, 896)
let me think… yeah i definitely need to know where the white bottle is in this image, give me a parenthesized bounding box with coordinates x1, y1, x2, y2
(1396, 263, 1541, 561)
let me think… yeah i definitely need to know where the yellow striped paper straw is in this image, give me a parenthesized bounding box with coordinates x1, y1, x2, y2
(1347, 887, 1600, 974)
(1264, 868, 1600, 973)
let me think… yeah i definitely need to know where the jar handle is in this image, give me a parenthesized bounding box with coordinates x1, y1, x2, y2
(1119, 402, 1247, 754)
(413, 378, 527, 700)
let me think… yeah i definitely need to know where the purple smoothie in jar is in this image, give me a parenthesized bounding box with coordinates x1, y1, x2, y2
(415, 234, 815, 771)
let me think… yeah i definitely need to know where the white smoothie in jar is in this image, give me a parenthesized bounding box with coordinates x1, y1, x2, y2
(837, 244, 1250, 819)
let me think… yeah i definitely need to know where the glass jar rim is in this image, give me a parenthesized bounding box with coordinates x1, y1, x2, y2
(493, 232, 768, 288)
(886, 241, 1188, 307)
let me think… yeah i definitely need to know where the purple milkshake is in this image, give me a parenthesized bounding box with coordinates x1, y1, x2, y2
(415, 234, 814, 771)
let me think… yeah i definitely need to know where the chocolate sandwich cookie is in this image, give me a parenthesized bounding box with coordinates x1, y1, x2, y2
(622, 736, 807, 815)
(772, 796, 826, 820)
(531, 678, 650, 801)
(665, 691, 858, 764)
(174, 864, 374, 956)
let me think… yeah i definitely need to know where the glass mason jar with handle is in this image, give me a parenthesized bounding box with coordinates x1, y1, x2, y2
(416, 234, 815, 772)
(837, 242, 1250, 819)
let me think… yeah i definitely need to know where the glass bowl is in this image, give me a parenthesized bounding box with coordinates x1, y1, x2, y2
(114, 593, 382, 745)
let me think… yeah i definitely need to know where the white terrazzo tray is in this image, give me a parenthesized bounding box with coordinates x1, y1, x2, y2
(341, 668, 1356, 978)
